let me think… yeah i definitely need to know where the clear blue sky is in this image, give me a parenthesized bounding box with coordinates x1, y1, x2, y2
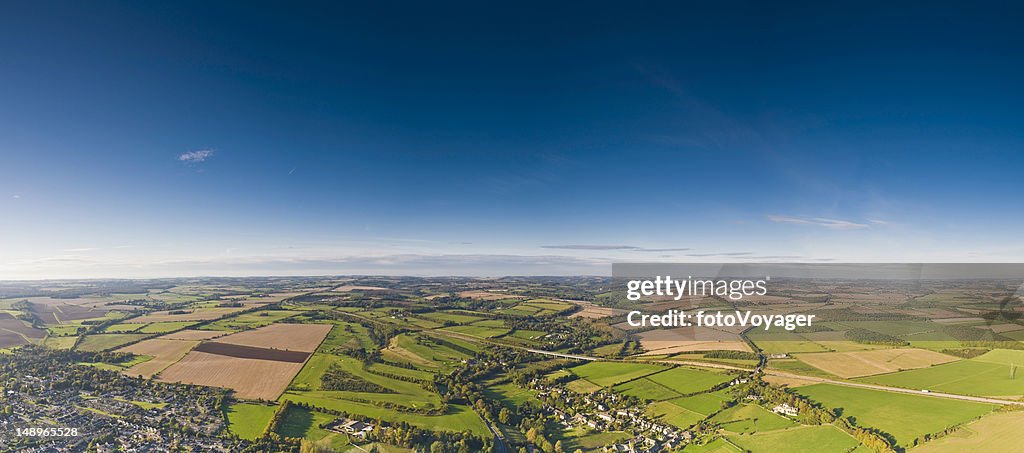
(2, 1, 1023, 278)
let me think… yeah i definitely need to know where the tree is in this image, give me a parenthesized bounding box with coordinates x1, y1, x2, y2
(498, 407, 511, 424)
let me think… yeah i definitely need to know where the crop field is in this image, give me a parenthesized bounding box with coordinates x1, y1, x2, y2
(159, 329, 228, 340)
(159, 351, 306, 400)
(794, 384, 995, 446)
(117, 338, 199, 378)
(317, 321, 374, 354)
(0, 318, 46, 348)
(569, 361, 667, 387)
(202, 310, 302, 330)
(132, 307, 248, 323)
(794, 348, 959, 378)
(225, 402, 276, 440)
(638, 327, 751, 355)
(210, 323, 332, 352)
(912, 410, 1024, 452)
(726, 425, 859, 453)
(76, 334, 150, 352)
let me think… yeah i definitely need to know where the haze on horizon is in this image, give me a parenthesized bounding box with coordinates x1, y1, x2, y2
(2, 1, 1023, 279)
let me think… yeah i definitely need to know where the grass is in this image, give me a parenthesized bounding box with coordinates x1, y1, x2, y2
(226, 402, 277, 440)
(709, 404, 798, 434)
(552, 426, 630, 452)
(614, 378, 681, 401)
(204, 310, 301, 330)
(276, 405, 349, 449)
(647, 400, 706, 429)
(670, 389, 732, 415)
(912, 410, 1024, 452)
(279, 392, 490, 437)
(859, 351, 1024, 398)
(138, 321, 196, 333)
(441, 324, 510, 338)
(76, 334, 149, 352)
(794, 383, 996, 446)
(419, 311, 485, 324)
(114, 397, 167, 410)
(726, 425, 859, 453)
(645, 366, 733, 395)
(484, 381, 540, 409)
(569, 361, 668, 387)
(42, 336, 78, 350)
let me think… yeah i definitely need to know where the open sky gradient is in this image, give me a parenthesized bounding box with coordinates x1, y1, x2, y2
(2, 1, 1023, 278)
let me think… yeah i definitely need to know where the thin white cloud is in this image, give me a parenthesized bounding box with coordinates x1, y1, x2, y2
(63, 247, 99, 252)
(178, 149, 215, 163)
(541, 245, 690, 252)
(11, 194, 20, 199)
(868, 219, 891, 225)
(767, 215, 869, 230)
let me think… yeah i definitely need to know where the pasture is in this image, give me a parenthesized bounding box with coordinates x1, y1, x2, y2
(76, 334, 149, 352)
(912, 410, 1024, 452)
(569, 361, 668, 387)
(794, 383, 995, 446)
(726, 425, 859, 453)
(225, 402, 276, 440)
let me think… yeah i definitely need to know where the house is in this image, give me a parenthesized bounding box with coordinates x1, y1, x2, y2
(772, 403, 798, 417)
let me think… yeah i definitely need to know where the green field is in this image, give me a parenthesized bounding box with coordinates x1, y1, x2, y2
(710, 404, 798, 434)
(859, 349, 1024, 398)
(552, 426, 631, 452)
(225, 402, 276, 440)
(279, 392, 490, 437)
(726, 425, 859, 453)
(76, 334, 149, 351)
(138, 321, 196, 333)
(204, 310, 301, 330)
(569, 361, 668, 387)
(614, 378, 682, 401)
(912, 410, 1024, 452)
(795, 384, 996, 446)
(275, 404, 349, 448)
(419, 311, 485, 324)
(670, 389, 732, 415)
(646, 400, 706, 429)
(441, 324, 510, 338)
(645, 366, 733, 395)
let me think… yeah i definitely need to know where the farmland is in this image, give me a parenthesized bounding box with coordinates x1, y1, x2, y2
(6, 275, 1024, 452)
(159, 351, 306, 400)
(117, 338, 199, 378)
(794, 384, 996, 447)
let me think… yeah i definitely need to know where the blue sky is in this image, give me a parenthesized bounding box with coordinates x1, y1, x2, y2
(2, 1, 1023, 278)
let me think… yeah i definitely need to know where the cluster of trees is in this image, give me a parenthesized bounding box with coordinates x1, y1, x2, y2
(741, 380, 896, 453)
(844, 328, 909, 346)
(319, 364, 393, 393)
(703, 350, 760, 360)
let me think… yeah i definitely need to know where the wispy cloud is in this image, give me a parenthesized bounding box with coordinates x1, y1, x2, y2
(767, 215, 869, 230)
(541, 245, 689, 252)
(11, 194, 20, 199)
(868, 219, 890, 225)
(63, 247, 99, 252)
(178, 149, 215, 163)
(686, 252, 753, 257)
